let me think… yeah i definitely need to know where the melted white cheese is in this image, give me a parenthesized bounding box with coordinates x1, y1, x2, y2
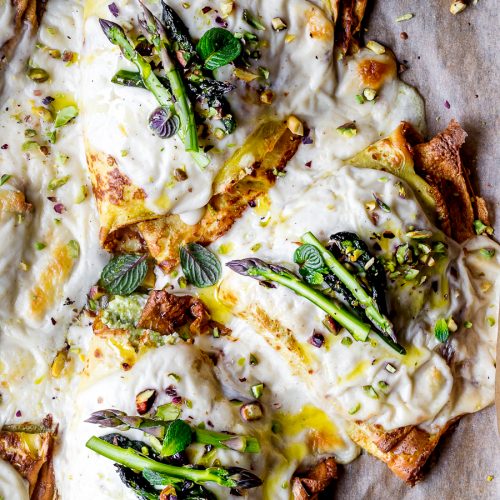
(0, 458, 29, 500)
(0, 0, 15, 49)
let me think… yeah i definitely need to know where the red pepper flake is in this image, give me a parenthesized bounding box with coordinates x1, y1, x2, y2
(444, 100, 451, 109)
(308, 331, 325, 348)
(305, 161, 312, 168)
(215, 16, 228, 28)
(54, 203, 65, 214)
(172, 396, 182, 404)
(1, 144, 8, 149)
(202, 6, 212, 14)
(108, 2, 119, 17)
(15, 410, 22, 417)
(165, 385, 178, 397)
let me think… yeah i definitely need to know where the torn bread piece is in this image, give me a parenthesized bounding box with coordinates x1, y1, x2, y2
(349, 120, 490, 243)
(348, 420, 456, 485)
(0, 422, 56, 500)
(292, 457, 338, 499)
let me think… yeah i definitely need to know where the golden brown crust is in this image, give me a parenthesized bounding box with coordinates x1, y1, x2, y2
(349, 420, 455, 485)
(292, 457, 338, 499)
(329, 0, 368, 54)
(413, 119, 487, 242)
(0, 429, 55, 499)
(138, 123, 302, 269)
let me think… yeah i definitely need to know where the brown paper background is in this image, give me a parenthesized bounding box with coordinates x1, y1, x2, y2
(334, 1, 499, 498)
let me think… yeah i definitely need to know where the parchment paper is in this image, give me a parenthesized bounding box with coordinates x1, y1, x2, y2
(334, 1, 499, 498)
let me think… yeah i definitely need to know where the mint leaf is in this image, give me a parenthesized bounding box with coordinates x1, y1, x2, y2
(294, 244, 327, 284)
(54, 105, 79, 128)
(161, 419, 192, 457)
(100, 254, 147, 295)
(196, 28, 241, 70)
(434, 318, 449, 343)
(179, 243, 221, 288)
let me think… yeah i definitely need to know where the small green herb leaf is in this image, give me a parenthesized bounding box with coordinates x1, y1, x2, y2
(155, 403, 181, 421)
(161, 419, 193, 457)
(293, 244, 327, 284)
(179, 243, 221, 288)
(0, 174, 11, 186)
(434, 318, 449, 343)
(196, 28, 242, 70)
(100, 254, 147, 295)
(54, 105, 79, 128)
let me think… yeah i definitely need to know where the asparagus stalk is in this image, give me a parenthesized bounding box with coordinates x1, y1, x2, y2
(99, 19, 208, 167)
(139, 3, 199, 153)
(85, 410, 260, 453)
(86, 436, 262, 489)
(301, 232, 396, 341)
(226, 258, 371, 341)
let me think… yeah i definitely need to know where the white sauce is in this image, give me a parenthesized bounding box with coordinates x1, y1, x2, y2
(0, 0, 15, 49)
(0, 458, 29, 500)
(0, 0, 497, 499)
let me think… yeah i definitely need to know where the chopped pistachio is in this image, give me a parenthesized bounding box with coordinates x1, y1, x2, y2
(27, 67, 50, 83)
(75, 185, 88, 203)
(242, 9, 266, 30)
(406, 229, 432, 240)
(0, 174, 11, 186)
(396, 244, 411, 265)
(363, 88, 377, 101)
(250, 383, 264, 399)
(395, 13, 414, 22)
(336, 122, 357, 137)
(355, 94, 365, 104)
(447, 317, 458, 333)
(67, 240, 80, 258)
(365, 200, 377, 211)
(348, 403, 361, 415)
(479, 248, 495, 259)
(363, 385, 379, 399)
(377, 380, 389, 391)
(250, 243, 262, 252)
(178, 276, 187, 288)
(486, 475, 494, 482)
(450, 1, 467, 15)
(341, 336, 353, 346)
(480, 281, 492, 293)
(373, 193, 390, 212)
(258, 66, 270, 80)
(385, 363, 397, 373)
(487, 317, 496, 327)
(51, 349, 68, 378)
(33, 106, 53, 122)
(260, 89, 274, 105)
(168, 372, 181, 382)
(287, 115, 304, 136)
(48, 48, 61, 59)
(463, 321, 473, 329)
(404, 268, 420, 281)
(19, 261, 29, 271)
(24, 129, 37, 138)
(249, 353, 259, 366)
(233, 67, 259, 82)
(214, 128, 225, 140)
(48, 175, 70, 191)
(34, 242, 46, 251)
(271, 17, 288, 31)
(364, 257, 375, 270)
(473, 219, 494, 236)
(182, 2, 190, 8)
(220, 0, 233, 17)
(366, 40, 386, 55)
(284, 34, 296, 43)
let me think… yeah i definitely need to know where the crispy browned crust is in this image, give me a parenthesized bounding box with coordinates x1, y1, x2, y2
(349, 420, 456, 485)
(292, 457, 338, 499)
(329, 0, 368, 54)
(0, 428, 55, 499)
(413, 120, 488, 242)
(138, 126, 302, 270)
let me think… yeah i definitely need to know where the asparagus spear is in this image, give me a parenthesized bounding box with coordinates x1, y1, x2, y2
(138, 4, 198, 153)
(301, 232, 396, 341)
(111, 69, 234, 101)
(86, 436, 262, 489)
(86, 410, 261, 453)
(226, 258, 371, 341)
(99, 19, 208, 167)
